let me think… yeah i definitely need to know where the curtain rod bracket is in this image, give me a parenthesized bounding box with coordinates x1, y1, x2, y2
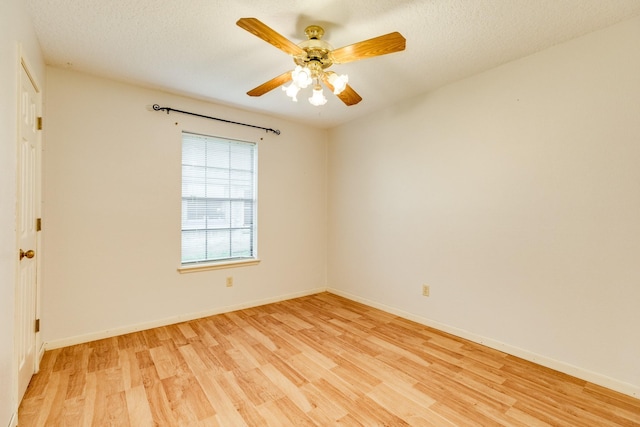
(152, 104, 280, 135)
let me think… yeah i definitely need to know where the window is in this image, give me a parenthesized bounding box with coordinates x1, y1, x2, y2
(181, 132, 257, 266)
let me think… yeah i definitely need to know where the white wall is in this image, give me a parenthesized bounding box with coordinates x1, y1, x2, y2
(328, 15, 640, 397)
(42, 68, 328, 347)
(0, 1, 44, 425)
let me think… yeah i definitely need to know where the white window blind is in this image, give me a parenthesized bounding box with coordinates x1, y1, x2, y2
(181, 132, 257, 264)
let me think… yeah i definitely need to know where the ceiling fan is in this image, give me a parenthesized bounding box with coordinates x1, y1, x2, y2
(236, 18, 406, 106)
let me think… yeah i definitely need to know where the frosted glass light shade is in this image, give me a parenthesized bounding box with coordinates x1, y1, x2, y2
(291, 66, 312, 89)
(308, 86, 327, 106)
(282, 83, 301, 101)
(328, 73, 348, 94)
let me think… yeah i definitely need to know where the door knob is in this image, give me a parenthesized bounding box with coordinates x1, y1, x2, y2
(19, 249, 35, 260)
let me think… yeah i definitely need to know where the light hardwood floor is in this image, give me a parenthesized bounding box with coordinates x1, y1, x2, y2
(19, 292, 640, 426)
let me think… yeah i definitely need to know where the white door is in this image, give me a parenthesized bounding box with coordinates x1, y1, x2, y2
(16, 60, 41, 402)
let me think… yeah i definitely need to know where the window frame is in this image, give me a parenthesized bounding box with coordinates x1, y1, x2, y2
(178, 131, 259, 273)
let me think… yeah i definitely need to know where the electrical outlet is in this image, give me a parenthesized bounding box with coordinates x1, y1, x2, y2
(226, 276, 233, 287)
(422, 285, 430, 297)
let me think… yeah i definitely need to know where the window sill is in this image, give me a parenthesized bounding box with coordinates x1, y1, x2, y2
(177, 258, 261, 274)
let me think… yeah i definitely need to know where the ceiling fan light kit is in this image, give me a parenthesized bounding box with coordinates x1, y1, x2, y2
(236, 17, 406, 107)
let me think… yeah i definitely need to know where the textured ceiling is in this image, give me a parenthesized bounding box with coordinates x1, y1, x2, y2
(25, 0, 640, 129)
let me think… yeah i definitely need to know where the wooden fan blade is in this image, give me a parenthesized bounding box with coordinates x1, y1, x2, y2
(331, 32, 406, 64)
(237, 18, 305, 57)
(247, 70, 292, 97)
(322, 76, 362, 106)
(335, 85, 362, 106)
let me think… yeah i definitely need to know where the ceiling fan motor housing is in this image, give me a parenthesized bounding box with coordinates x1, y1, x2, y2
(295, 25, 334, 71)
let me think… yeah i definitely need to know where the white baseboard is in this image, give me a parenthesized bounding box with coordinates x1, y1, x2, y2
(7, 412, 17, 427)
(45, 287, 327, 350)
(327, 288, 639, 399)
(35, 341, 45, 373)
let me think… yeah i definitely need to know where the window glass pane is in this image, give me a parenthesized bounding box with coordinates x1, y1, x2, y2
(182, 229, 207, 263)
(182, 139, 206, 167)
(230, 170, 253, 198)
(205, 142, 230, 170)
(182, 165, 206, 198)
(230, 144, 253, 170)
(230, 200, 250, 228)
(231, 229, 253, 258)
(206, 229, 231, 260)
(205, 170, 229, 199)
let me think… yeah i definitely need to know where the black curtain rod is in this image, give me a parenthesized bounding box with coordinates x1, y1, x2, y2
(152, 104, 281, 135)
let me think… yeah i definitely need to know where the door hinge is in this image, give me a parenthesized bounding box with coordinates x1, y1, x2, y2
(36, 217, 42, 231)
(35, 318, 40, 333)
(37, 116, 43, 130)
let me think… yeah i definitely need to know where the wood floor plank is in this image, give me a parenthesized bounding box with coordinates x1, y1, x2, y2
(330, 353, 381, 391)
(366, 382, 451, 427)
(191, 341, 227, 375)
(286, 353, 330, 383)
(177, 343, 211, 376)
(270, 328, 337, 370)
(196, 372, 249, 426)
(42, 371, 71, 426)
(504, 406, 555, 426)
(118, 348, 142, 390)
(264, 396, 317, 426)
(298, 382, 350, 424)
(351, 394, 413, 426)
(232, 367, 285, 406)
(65, 364, 88, 399)
(177, 322, 199, 340)
(162, 374, 215, 424)
(137, 350, 179, 426)
(206, 331, 243, 373)
(260, 345, 309, 388)
(97, 390, 131, 426)
(224, 331, 267, 370)
(125, 385, 155, 426)
(19, 292, 640, 426)
(58, 396, 86, 426)
(260, 362, 313, 413)
(187, 319, 220, 348)
(149, 342, 181, 380)
(20, 372, 61, 426)
(87, 338, 119, 372)
(81, 371, 97, 427)
(214, 370, 268, 425)
(582, 383, 640, 424)
(117, 330, 147, 351)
